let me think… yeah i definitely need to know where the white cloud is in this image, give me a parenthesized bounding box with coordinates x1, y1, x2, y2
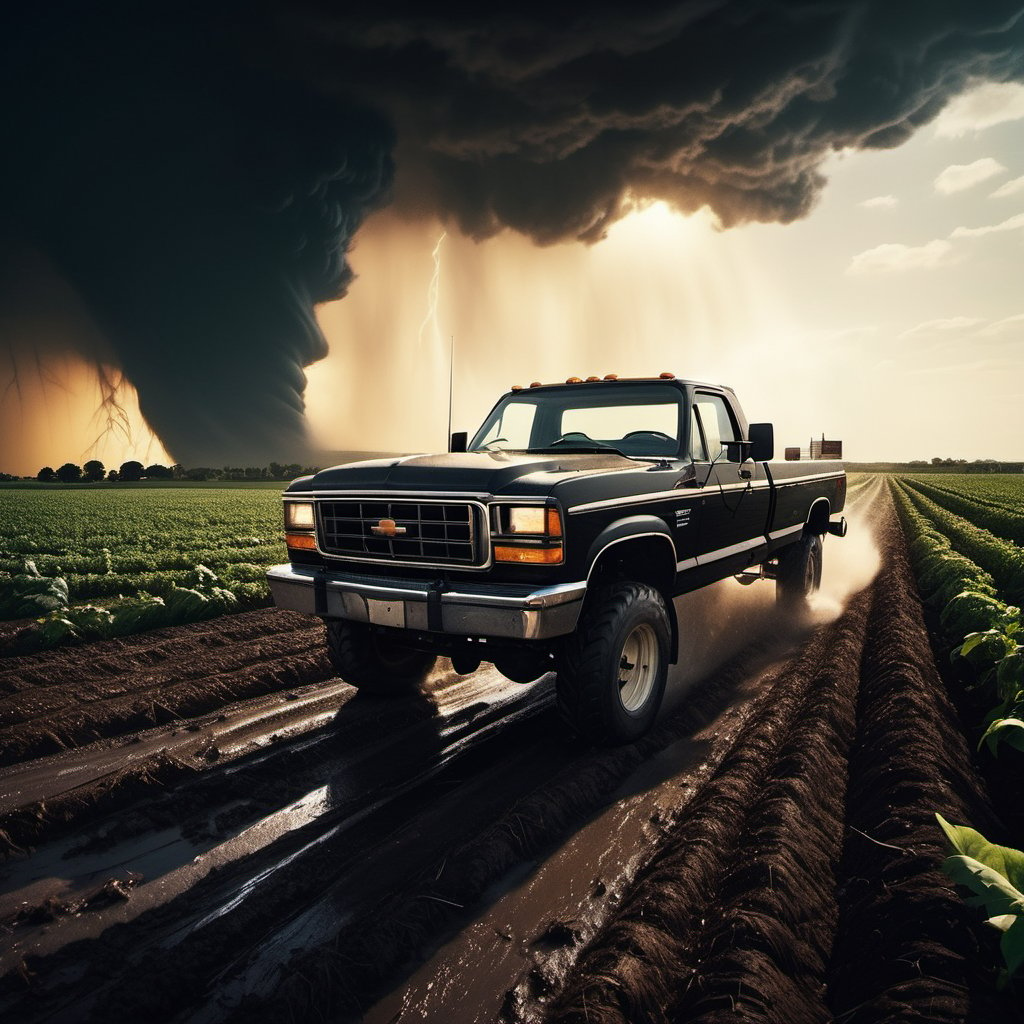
(991, 175, 1024, 199)
(951, 212, 1024, 238)
(847, 239, 954, 275)
(859, 195, 898, 210)
(934, 158, 1006, 195)
(899, 317, 983, 339)
(934, 81, 1024, 138)
(977, 313, 1024, 338)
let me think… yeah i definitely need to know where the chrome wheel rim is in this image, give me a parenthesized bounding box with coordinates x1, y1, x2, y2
(804, 539, 822, 594)
(804, 550, 816, 593)
(617, 623, 658, 712)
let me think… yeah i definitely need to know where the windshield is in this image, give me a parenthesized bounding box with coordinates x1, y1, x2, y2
(469, 384, 682, 457)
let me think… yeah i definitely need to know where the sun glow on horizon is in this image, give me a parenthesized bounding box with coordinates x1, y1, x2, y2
(1, 353, 171, 476)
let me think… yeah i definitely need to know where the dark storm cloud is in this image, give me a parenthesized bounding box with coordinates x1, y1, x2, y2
(2, 1, 1023, 463)
(1, 2, 394, 465)
(297, 1, 1024, 240)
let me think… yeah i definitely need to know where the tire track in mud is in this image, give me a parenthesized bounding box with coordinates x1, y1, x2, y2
(545, 581, 870, 1024)
(544, 483, 1008, 1024)
(0, 588, 829, 1023)
(0, 670, 558, 1010)
(0, 610, 330, 766)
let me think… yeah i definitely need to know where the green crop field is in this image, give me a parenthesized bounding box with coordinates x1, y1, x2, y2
(0, 486, 287, 649)
(891, 474, 1024, 758)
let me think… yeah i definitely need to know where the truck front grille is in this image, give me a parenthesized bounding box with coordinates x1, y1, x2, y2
(317, 499, 482, 566)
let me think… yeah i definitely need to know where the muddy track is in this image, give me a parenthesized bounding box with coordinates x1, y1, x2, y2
(0, 610, 331, 767)
(3, 480, 1004, 1024)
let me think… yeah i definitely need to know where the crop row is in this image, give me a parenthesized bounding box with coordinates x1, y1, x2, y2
(891, 479, 1024, 986)
(896, 482, 1024, 603)
(0, 488, 288, 648)
(891, 477, 1022, 759)
(904, 473, 1024, 509)
(901, 477, 1024, 547)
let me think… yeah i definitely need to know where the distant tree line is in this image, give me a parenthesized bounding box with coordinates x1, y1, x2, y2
(4, 461, 320, 483)
(4, 456, 1022, 483)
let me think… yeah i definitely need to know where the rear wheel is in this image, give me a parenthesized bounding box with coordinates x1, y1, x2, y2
(326, 619, 436, 695)
(776, 532, 823, 608)
(557, 582, 670, 745)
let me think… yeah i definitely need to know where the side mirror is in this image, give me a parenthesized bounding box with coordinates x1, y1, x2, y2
(450, 431, 468, 453)
(749, 423, 774, 462)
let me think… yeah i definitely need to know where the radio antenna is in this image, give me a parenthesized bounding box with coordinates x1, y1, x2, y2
(447, 333, 455, 448)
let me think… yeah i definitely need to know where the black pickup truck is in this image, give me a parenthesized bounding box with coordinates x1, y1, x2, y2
(268, 375, 847, 743)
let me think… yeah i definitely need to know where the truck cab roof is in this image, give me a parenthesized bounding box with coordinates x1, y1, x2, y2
(504, 375, 734, 396)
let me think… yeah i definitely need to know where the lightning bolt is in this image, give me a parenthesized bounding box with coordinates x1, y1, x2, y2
(418, 230, 447, 353)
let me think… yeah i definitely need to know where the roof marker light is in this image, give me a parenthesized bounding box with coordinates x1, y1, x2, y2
(659, 371, 675, 379)
(530, 381, 542, 388)
(604, 373, 618, 380)
(511, 384, 523, 391)
(586, 376, 600, 382)
(566, 376, 583, 384)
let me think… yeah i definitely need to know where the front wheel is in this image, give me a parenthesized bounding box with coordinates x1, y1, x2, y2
(776, 533, 823, 608)
(556, 582, 670, 745)
(326, 619, 436, 695)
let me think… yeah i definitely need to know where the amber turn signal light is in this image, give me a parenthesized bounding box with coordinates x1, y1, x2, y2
(494, 544, 564, 564)
(546, 508, 563, 537)
(286, 533, 317, 550)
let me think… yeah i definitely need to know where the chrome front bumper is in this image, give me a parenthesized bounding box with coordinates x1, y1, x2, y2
(266, 564, 587, 641)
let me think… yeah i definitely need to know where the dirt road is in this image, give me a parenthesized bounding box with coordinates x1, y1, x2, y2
(1, 480, 1012, 1023)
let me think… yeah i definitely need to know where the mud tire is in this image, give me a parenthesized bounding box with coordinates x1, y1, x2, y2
(776, 532, 823, 608)
(557, 582, 670, 745)
(326, 619, 436, 695)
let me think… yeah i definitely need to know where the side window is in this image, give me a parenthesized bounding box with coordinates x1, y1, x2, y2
(693, 394, 739, 462)
(689, 407, 707, 461)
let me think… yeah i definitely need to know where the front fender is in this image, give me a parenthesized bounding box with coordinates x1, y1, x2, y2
(585, 515, 677, 576)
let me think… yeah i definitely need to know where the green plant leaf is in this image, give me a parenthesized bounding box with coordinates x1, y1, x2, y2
(959, 631, 996, 657)
(989, 914, 1016, 932)
(943, 855, 1024, 919)
(937, 814, 1024, 900)
(980, 718, 1024, 757)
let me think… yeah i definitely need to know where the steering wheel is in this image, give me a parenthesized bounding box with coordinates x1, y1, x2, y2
(622, 430, 675, 442)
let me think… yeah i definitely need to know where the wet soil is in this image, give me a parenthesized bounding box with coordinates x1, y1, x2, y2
(1, 481, 1014, 1023)
(545, 485, 1014, 1024)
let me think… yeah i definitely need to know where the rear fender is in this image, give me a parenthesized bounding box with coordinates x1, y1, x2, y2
(805, 498, 831, 535)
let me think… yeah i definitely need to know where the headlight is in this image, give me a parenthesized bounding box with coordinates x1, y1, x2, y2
(494, 505, 563, 564)
(508, 507, 547, 534)
(285, 501, 315, 529)
(503, 506, 562, 536)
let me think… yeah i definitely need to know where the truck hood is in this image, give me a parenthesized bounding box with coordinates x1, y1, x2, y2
(294, 451, 639, 496)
